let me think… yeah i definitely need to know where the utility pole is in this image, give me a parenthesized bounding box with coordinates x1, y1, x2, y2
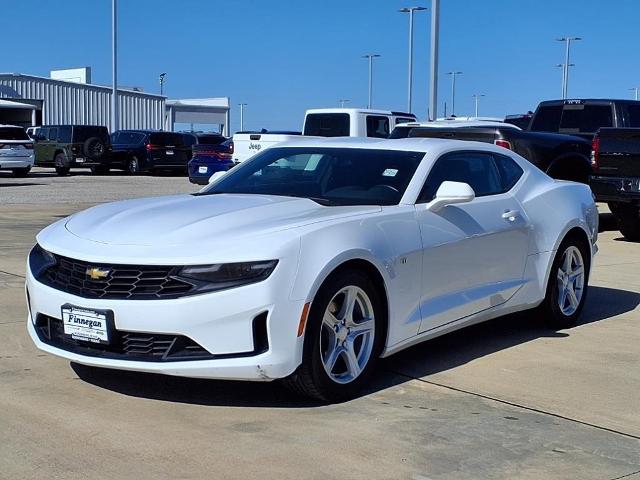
(362, 54, 381, 109)
(472, 94, 485, 117)
(556, 36, 581, 99)
(555, 63, 574, 98)
(428, 0, 440, 121)
(447, 71, 462, 116)
(630, 87, 640, 101)
(399, 6, 427, 113)
(238, 103, 247, 131)
(111, 0, 118, 132)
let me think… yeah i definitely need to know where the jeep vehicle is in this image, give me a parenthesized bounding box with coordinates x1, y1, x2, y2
(34, 125, 111, 175)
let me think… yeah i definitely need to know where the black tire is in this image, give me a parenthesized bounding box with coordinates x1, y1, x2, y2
(537, 235, 590, 329)
(127, 156, 140, 175)
(90, 164, 109, 175)
(617, 206, 640, 242)
(11, 167, 31, 177)
(83, 137, 107, 160)
(607, 202, 621, 215)
(283, 269, 385, 402)
(54, 153, 70, 176)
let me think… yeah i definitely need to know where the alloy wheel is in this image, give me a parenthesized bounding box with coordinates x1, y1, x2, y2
(320, 285, 375, 384)
(556, 246, 585, 316)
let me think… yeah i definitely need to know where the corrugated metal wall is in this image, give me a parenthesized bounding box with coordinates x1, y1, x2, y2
(0, 74, 165, 131)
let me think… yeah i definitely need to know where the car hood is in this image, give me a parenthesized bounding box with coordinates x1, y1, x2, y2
(64, 194, 380, 246)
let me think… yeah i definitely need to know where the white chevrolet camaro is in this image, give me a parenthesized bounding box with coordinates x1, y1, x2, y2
(26, 138, 598, 401)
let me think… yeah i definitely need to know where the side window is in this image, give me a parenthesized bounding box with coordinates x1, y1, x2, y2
(37, 127, 49, 141)
(47, 128, 58, 142)
(419, 152, 502, 202)
(366, 116, 390, 138)
(57, 126, 72, 143)
(493, 153, 524, 191)
(110, 132, 121, 144)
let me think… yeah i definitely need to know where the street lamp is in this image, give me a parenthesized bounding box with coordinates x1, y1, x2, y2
(556, 36, 581, 99)
(159, 73, 167, 96)
(111, 0, 118, 132)
(339, 99, 350, 108)
(428, 0, 440, 121)
(472, 94, 485, 117)
(399, 6, 427, 113)
(555, 63, 574, 98)
(446, 71, 462, 116)
(630, 87, 640, 101)
(362, 54, 381, 109)
(238, 103, 247, 131)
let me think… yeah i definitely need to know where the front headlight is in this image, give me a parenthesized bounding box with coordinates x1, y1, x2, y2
(176, 260, 278, 293)
(29, 244, 57, 277)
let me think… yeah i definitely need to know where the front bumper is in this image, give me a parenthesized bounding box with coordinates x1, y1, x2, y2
(590, 175, 640, 204)
(26, 263, 305, 381)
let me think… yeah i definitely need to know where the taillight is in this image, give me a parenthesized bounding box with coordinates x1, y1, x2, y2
(494, 139, 512, 150)
(591, 135, 600, 171)
(146, 143, 158, 151)
(25, 143, 34, 150)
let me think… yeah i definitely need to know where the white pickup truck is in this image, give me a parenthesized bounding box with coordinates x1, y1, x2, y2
(232, 108, 416, 163)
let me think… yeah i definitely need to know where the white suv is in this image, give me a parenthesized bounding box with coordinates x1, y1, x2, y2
(0, 125, 34, 177)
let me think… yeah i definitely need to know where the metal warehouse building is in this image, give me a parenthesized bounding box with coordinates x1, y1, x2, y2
(0, 72, 230, 134)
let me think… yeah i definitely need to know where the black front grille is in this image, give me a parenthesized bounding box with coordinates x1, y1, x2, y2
(39, 253, 194, 300)
(35, 315, 214, 362)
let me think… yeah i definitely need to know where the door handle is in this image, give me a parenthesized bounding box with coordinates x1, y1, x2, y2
(501, 210, 520, 221)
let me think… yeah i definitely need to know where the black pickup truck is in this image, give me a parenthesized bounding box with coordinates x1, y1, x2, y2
(590, 127, 640, 241)
(390, 124, 592, 183)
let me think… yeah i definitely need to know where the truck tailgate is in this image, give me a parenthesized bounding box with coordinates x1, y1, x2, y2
(596, 128, 640, 177)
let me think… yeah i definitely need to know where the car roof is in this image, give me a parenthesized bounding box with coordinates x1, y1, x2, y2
(0, 124, 25, 129)
(305, 108, 416, 117)
(538, 99, 640, 106)
(394, 120, 521, 130)
(273, 136, 513, 156)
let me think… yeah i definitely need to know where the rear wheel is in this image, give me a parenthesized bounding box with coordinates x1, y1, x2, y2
(54, 153, 70, 176)
(537, 236, 590, 328)
(11, 167, 31, 177)
(283, 269, 384, 402)
(617, 205, 640, 242)
(127, 156, 140, 175)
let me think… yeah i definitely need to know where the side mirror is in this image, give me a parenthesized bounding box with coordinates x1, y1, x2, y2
(426, 181, 475, 212)
(208, 170, 227, 184)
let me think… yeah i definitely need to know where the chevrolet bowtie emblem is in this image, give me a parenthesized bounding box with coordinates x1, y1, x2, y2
(86, 267, 110, 280)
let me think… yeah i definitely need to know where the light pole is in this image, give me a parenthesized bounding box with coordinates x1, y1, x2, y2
(446, 71, 462, 116)
(399, 6, 427, 113)
(362, 54, 381, 109)
(630, 87, 640, 101)
(555, 63, 574, 98)
(238, 103, 247, 131)
(428, 0, 440, 120)
(472, 94, 485, 117)
(159, 73, 166, 96)
(111, 0, 118, 132)
(339, 99, 350, 108)
(556, 36, 581, 99)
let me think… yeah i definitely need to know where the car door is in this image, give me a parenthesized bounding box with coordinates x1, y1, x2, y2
(415, 150, 530, 333)
(34, 127, 49, 165)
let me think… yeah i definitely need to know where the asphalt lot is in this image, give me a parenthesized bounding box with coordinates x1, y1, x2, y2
(1, 168, 639, 480)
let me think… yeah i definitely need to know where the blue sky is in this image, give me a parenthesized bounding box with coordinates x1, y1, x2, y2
(3, 0, 640, 132)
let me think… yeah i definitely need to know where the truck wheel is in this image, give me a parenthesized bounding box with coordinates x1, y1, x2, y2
(617, 206, 640, 242)
(11, 167, 31, 178)
(83, 137, 106, 160)
(54, 153, 70, 176)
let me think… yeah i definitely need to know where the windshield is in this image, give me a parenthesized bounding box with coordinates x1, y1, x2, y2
(0, 127, 30, 140)
(199, 147, 424, 206)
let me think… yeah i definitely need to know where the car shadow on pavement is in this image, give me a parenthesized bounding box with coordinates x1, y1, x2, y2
(599, 212, 618, 233)
(70, 285, 640, 407)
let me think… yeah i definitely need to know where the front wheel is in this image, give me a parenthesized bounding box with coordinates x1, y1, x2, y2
(284, 269, 385, 402)
(537, 237, 590, 328)
(127, 156, 140, 175)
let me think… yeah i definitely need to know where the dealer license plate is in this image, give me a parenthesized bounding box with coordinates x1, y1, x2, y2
(198, 166, 208, 174)
(166, 149, 174, 155)
(62, 306, 110, 344)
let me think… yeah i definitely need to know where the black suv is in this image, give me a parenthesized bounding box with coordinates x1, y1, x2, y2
(34, 125, 111, 175)
(109, 130, 191, 174)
